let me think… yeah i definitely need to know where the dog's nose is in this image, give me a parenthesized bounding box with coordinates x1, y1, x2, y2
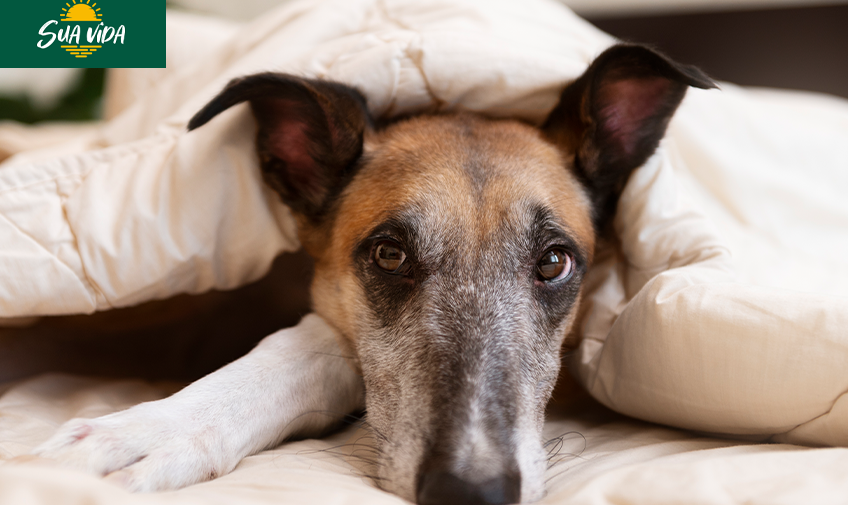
(416, 470, 521, 505)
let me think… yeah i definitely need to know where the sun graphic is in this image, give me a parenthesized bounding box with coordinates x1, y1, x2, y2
(61, 0, 102, 22)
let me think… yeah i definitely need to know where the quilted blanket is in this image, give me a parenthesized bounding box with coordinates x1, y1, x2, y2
(1, 0, 848, 502)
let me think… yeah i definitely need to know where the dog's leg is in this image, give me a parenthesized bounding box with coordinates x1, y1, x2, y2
(32, 314, 364, 492)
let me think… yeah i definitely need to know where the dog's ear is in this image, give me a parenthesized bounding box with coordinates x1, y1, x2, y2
(543, 44, 716, 230)
(188, 73, 372, 222)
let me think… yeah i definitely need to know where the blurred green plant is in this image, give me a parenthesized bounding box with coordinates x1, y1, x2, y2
(0, 68, 104, 123)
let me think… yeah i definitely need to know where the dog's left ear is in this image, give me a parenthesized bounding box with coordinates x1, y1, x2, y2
(543, 44, 716, 230)
(188, 73, 372, 222)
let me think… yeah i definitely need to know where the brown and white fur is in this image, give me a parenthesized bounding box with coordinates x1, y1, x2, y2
(34, 45, 714, 504)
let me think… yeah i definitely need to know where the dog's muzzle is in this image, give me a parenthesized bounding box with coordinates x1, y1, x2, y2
(411, 350, 525, 504)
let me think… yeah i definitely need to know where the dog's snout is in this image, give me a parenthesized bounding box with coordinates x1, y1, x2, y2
(416, 470, 521, 505)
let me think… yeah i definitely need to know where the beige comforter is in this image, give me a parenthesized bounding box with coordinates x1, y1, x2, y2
(1, 0, 847, 502)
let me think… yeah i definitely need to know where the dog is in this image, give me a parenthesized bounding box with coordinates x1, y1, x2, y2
(33, 44, 714, 504)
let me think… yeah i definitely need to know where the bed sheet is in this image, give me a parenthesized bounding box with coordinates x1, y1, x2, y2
(3, 374, 847, 505)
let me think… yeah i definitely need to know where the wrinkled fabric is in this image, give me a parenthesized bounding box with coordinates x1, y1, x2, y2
(2, 0, 848, 502)
(576, 85, 848, 447)
(3, 375, 848, 505)
(0, 0, 610, 316)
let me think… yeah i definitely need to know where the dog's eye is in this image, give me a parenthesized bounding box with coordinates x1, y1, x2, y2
(374, 241, 409, 274)
(536, 248, 573, 282)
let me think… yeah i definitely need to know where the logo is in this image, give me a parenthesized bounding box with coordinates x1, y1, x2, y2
(0, 0, 164, 68)
(62, 0, 102, 21)
(37, 1, 125, 60)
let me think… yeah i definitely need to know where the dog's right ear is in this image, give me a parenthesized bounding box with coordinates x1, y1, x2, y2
(543, 44, 716, 231)
(188, 73, 372, 222)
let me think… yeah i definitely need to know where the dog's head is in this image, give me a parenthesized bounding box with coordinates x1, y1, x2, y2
(190, 44, 714, 504)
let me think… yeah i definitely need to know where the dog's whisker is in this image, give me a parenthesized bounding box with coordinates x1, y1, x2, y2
(540, 430, 588, 472)
(545, 451, 588, 471)
(350, 431, 380, 442)
(300, 350, 357, 360)
(305, 409, 387, 440)
(348, 444, 381, 457)
(307, 443, 391, 487)
(545, 465, 580, 484)
(546, 451, 589, 466)
(352, 418, 389, 443)
(544, 430, 585, 447)
(544, 431, 586, 455)
(544, 437, 565, 457)
(350, 449, 381, 458)
(348, 436, 381, 447)
(293, 429, 384, 469)
(303, 439, 378, 454)
(359, 474, 388, 481)
(324, 451, 381, 466)
(297, 444, 382, 467)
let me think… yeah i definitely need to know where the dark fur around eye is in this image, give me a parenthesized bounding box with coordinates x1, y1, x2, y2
(354, 219, 422, 326)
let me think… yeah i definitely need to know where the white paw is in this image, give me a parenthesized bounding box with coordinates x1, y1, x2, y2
(32, 402, 230, 492)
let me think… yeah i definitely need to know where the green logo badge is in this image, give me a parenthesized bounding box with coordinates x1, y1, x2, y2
(1, 0, 164, 68)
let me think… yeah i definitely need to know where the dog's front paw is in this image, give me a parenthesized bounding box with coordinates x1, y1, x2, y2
(33, 402, 228, 492)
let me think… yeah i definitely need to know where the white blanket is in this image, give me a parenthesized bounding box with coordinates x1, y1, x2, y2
(1, 0, 848, 502)
(3, 374, 848, 505)
(579, 84, 848, 446)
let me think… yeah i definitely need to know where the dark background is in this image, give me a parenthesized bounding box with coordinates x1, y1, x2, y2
(585, 3, 848, 99)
